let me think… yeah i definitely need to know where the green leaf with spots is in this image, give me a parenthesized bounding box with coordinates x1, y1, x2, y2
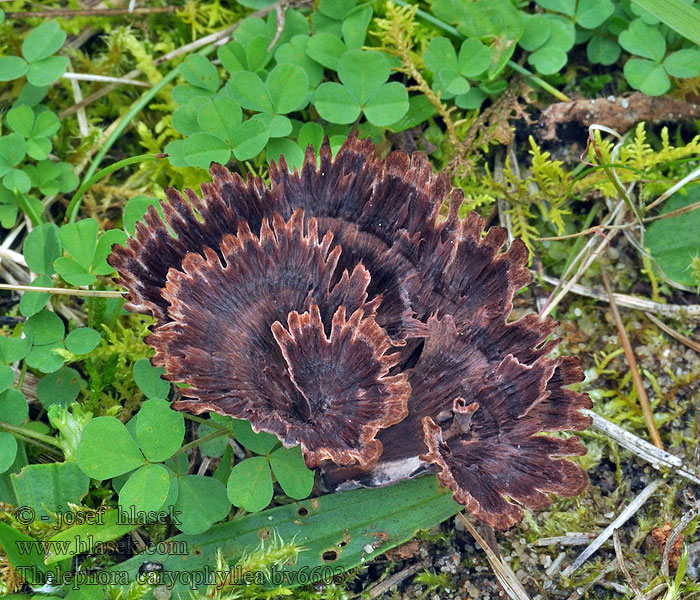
(227, 456, 273, 512)
(231, 118, 269, 161)
(108, 476, 462, 593)
(226, 70, 273, 112)
(76, 417, 145, 480)
(65, 328, 100, 355)
(180, 55, 220, 92)
(0, 389, 28, 425)
(231, 418, 279, 455)
(36, 367, 82, 408)
(174, 475, 230, 534)
(269, 445, 314, 500)
(133, 358, 170, 400)
(196, 97, 242, 145)
(119, 464, 171, 515)
(135, 399, 185, 462)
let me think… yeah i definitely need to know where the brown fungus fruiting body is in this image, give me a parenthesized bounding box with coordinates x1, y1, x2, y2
(109, 134, 592, 531)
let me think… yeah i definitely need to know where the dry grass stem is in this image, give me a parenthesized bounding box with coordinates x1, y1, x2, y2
(613, 529, 645, 600)
(585, 410, 700, 484)
(601, 270, 663, 448)
(457, 513, 532, 600)
(562, 479, 663, 577)
(364, 559, 430, 600)
(0, 283, 124, 298)
(540, 275, 700, 320)
(644, 312, 700, 354)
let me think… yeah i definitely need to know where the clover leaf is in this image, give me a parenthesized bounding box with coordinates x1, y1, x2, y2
(0, 434, 18, 473)
(22, 309, 65, 373)
(24, 161, 79, 196)
(76, 417, 145, 480)
(586, 35, 621, 66)
(54, 218, 127, 286)
(65, 328, 101, 355)
(275, 34, 324, 87)
(424, 37, 491, 99)
(133, 358, 170, 400)
(225, 418, 314, 512)
(23, 222, 61, 275)
(136, 399, 185, 462)
(619, 19, 699, 96)
(0, 21, 68, 86)
(0, 134, 27, 183)
(269, 445, 314, 500)
(173, 475, 230, 534)
(0, 389, 29, 425)
(0, 335, 31, 364)
(575, 0, 614, 29)
(6, 106, 59, 160)
(314, 49, 408, 126)
(36, 367, 83, 408)
(306, 33, 348, 72)
(431, 0, 523, 78)
(118, 463, 171, 514)
(526, 15, 576, 75)
(227, 456, 274, 512)
(76, 402, 209, 526)
(179, 54, 220, 93)
(123, 195, 160, 235)
(619, 19, 666, 62)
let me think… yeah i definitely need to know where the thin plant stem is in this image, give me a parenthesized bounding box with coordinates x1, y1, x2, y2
(5, 7, 176, 18)
(15, 362, 27, 391)
(15, 190, 43, 226)
(0, 284, 123, 298)
(170, 428, 229, 458)
(66, 152, 165, 222)
(601, 271, 663, 449)
(0, 421, 64, 450)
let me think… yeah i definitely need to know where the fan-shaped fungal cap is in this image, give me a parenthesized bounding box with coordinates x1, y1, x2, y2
(109, 133, 591, 529)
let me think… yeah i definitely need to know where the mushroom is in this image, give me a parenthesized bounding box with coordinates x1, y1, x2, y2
(109, 134, 591, 529)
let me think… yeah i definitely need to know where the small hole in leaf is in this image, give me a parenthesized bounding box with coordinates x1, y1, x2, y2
(192, 546, 202, 557)
(297, 506, 309, 517)
(257, 527, 271, 541)
(321, 550, 338, 563)
(337, 540, 347, 548)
